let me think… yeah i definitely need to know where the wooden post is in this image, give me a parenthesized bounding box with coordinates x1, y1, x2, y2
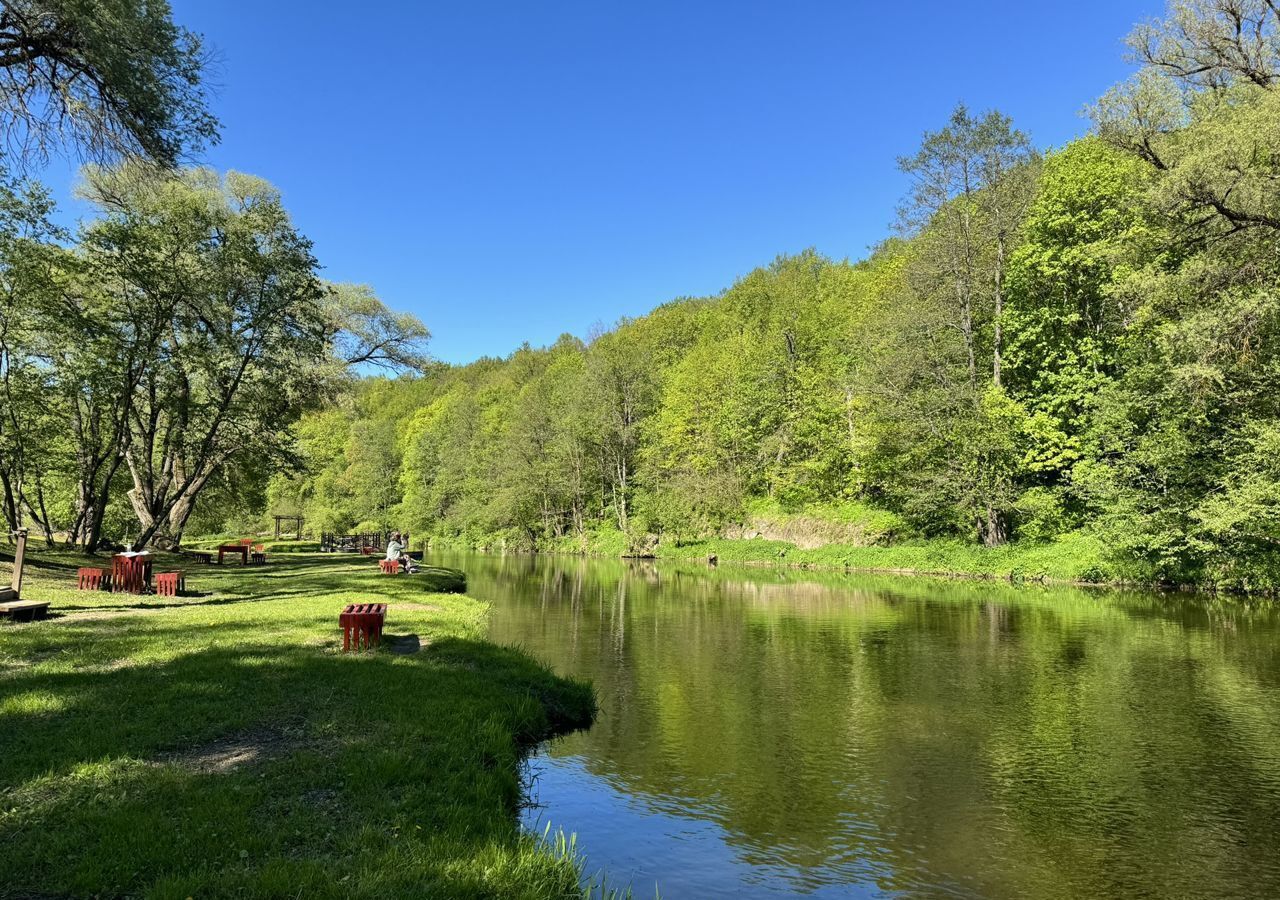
(8, 528, 27, 598)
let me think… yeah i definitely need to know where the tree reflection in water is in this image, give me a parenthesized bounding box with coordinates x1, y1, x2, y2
(435, 551, 1280, 899)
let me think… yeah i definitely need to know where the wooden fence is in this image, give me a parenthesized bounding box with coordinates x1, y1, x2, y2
(320, 532, 410, 553)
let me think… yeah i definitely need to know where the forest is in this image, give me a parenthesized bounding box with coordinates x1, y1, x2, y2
(5, 0, 1280, 589)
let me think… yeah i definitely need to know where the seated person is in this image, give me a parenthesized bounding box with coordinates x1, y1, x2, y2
(385, 532, 416, 573)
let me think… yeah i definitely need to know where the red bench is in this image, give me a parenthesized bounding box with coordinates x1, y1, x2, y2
(340, 603, 387, 651)
(155, 572, 185, 597)
(378, 559, 400, 575)
(77, 567, 109, 591)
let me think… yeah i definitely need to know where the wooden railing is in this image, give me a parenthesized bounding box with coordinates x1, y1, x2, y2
(320, 532, 409, 553)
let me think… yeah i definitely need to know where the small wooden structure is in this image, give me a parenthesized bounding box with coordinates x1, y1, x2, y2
(379, 559, 400, 575)
(1, 529, 48, 621)
(217, 543, 249, 565)
(78, 567, 109, 591)
(155, 572, 185, 597)
(274, 515, 304, 540)
(340, 602, 387, 651)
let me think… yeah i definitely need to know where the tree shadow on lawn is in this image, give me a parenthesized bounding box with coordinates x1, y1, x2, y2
(0, 634, 596, 898)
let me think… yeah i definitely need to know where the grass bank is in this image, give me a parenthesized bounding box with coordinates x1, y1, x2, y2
(0, 550, 597, 898)
(651, 532, 1113, 584)
(534, 524, 1114, 585)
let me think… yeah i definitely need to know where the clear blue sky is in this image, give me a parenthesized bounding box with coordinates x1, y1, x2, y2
(41, 0, 1164, 364)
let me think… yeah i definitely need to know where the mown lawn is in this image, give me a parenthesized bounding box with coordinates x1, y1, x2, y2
(0, 550, 596, 899)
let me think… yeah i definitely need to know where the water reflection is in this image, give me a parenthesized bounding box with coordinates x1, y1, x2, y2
(430, 551, 1280, 899)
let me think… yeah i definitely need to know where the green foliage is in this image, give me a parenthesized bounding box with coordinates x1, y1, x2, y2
(0, 0, 219, 166)
(271, 12, 1280, 589)
(10, 0, 1280, 588)
(0, 163, 430, 550)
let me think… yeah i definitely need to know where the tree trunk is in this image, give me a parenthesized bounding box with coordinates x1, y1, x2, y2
(19, 484, 55, 547)
(0, 469, 17, 531)
(981, 505, 1007, 547)
(992, 235, 1006, 389)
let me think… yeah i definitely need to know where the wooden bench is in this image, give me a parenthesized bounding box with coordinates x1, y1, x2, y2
(187, 551, 214, 565)
(1, 529, 40, 620)
(339, 602, 387, 651)
(77, 567, 109, 591)
(378, 559, 400, 575)
(249, 543, 267, 565)
(155, 572, 185, 597)
(0, 598, 49, 622)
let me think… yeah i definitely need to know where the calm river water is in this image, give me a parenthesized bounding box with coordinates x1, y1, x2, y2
(427, 550, 1280, 899)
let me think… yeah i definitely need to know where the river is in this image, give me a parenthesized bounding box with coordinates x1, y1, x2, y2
(425, 550, 1280, 899)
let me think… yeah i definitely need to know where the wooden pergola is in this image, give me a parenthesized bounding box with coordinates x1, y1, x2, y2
(273, 515, 304, 540)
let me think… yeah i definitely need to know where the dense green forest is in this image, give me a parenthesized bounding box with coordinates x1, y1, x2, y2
(6, 0, 1280, 589)
(265, 2, 1280, 589)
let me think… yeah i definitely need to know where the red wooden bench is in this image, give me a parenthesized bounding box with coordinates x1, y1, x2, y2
(77, 567, 109, 591)
(340, 602, 387, 651)
(378, 559, 400, 574)
(361, 546, 374, 556)
(188, 550, 214, 565)
(155, 572, 185, 597)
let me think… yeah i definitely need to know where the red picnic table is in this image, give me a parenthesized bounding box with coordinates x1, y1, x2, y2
(111, 552, 153, 594)
(217, 543, 249, 565)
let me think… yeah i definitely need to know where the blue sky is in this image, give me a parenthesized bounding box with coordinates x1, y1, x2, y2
(40, 1, 1164, 364)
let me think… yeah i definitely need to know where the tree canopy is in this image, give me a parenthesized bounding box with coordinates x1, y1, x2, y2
(0, 0, 218, 166)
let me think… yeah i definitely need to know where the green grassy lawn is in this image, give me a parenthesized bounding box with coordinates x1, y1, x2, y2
(0, 550, 596, 899)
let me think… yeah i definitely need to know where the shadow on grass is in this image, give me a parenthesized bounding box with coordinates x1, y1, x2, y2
(0, 633, 596, 898)
(12, 553, 471, 620)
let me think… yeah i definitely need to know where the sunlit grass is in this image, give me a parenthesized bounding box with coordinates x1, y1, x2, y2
(0, 549, 599, 898)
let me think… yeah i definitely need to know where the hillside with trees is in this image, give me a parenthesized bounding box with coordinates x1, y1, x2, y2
(259, 2, 1280, 589)
(6, 0, 1280, 589)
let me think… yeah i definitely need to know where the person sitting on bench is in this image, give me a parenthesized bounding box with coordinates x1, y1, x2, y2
(385, 532, 417, 573)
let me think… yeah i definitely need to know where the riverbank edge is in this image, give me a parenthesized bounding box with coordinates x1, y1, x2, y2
(0, 548, 603, 897)
(423, 531, 1229, 593)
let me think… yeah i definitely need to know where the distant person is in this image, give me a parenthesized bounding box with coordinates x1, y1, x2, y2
(386, 532, 416, 573)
